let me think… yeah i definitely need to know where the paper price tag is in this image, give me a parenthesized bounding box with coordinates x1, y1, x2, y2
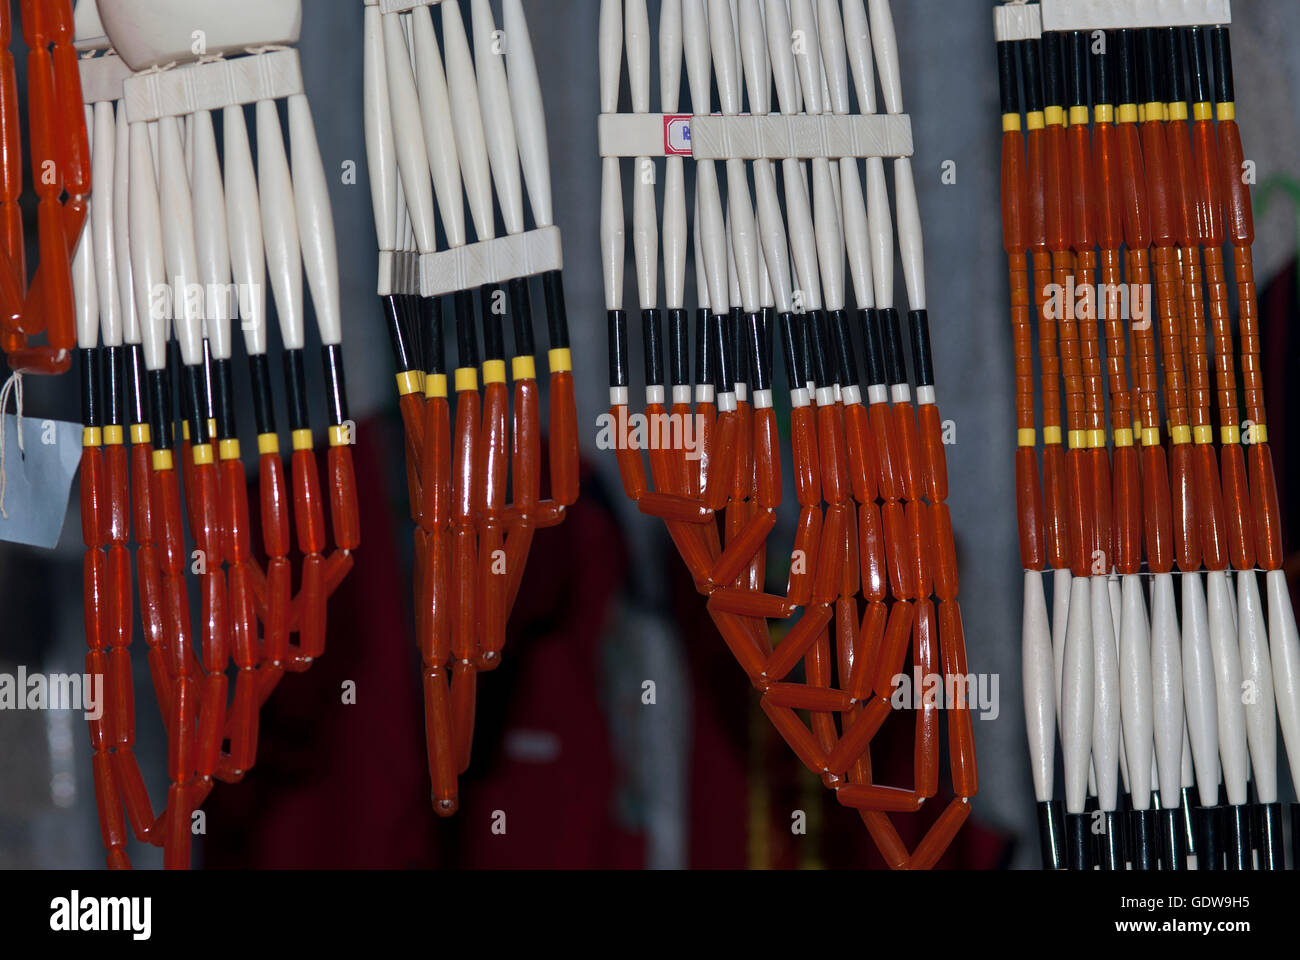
(0, 415, 82, 550)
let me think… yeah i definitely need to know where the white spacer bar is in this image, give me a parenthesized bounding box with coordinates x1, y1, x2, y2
(380, 250, 425, 297)
(1039, 0, 1230, 32)
(418, 225, 564, 299)
(994, 4, 1044, 42)
(79, 54, 135, 105)
(378, 0, 446, 13)
(122, 50, 303, 124)
(598, 113, 912, 160)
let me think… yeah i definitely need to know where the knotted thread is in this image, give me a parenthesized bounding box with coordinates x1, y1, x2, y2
(0, 370, 26, 520)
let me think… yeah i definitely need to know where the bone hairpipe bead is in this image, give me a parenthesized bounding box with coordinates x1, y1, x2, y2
(156, 116, 203, 366)
(380, 12, 437, 255)
(256, 100, 305, 351)
(288, 94, 342, 346)
(73, 106, 98, 354)
(411, 5, 467, 248)
(190, 110, 233, 360)
(503, 0, 554, 229)
(441, 1, 494, 242)
(111, 103, 140, 349)
(471, 0, 524, 237)
(364, 4, 399, 294)
(223, 103, 268, 357)
(90, 101, 121, 347)
(599, 0, 622, 115)
(127, 120, 167, 371)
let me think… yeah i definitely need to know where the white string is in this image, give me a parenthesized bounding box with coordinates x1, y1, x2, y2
(0, 370, 26, 520)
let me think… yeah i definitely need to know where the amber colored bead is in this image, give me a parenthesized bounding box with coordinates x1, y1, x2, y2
(837, 783, 924, 813)
(917, 403, 948, 503)
(549, 370, 579, 506)
(195, 673, 228, 778)
(929, 503, 958, 602)
(1001, 129, 1026, 253)
(848, 601, 887, 701)
(162, 782, 192, 870)
(906, 499, 930, 599)
(709, 587, 795, 620)
(112, 751, 157, 845)
(259, 453, 291, 558)
(84, 650, 108, 749)
(881, 501, 914, 600)
(299, 553, 326, 659)
(637, 490, 712, 524)
(825, 696, 891, 775)
(710, 608, 775, 682)
(664, 520, 713, 591)
(512, 381, 541, 509)
(703, 409, 739, 511)
(480, 381, 509, 515)
(451, 526, 477, 661)
(711, 508, 776, 587)
(857, 502, 886, 603)
(731, 400, 753, 502)
(759, 696, 828, 776)
(227, 670, 259, 773)
(1169, 444, 1199, 573)
(168, 675, 196, 783)
(872, 600, 914, 697)
(1111, 445, 1141, 575)
(815, 402, 848, 506)
(787, 505, 821, 607)
(765, 681, 852, 713)
(91, 751, 127, 854)
(453, 389, 479, 522)
(1089, 447, 1113, 572)
(692, 400, 716, 500)
(106, 647, 133, 748)
(843, 402, 878, 504)
(1220, 443, 1255, 570)
(1193, 443, 1227, 571)
(451, 662, 478, 774)
(1217, 121, 1253, 246)
(80, 446, 105, 547)
(1140, 444, 1174, 573)
(1065, 449, 1094, 577)
(914, 598, 940, 799)
(265, 557, 291, 665)
(423, 667, 459, 817)
(1041, 444, 1071, 570)
(476, 522, 507, 662)
(753, 406, 782, 508)
(764, 603, 833, 682)
(1249, 443, 1283, 571)
(908, 797, 972, 869)
(840, 511, 860, 599)
(291, 449, 325, 556)
(813, 504, 848, 605)
(835, 596, 857, 684)
(868, 400, 901, 501)
(420, 528, 453, 667)
(328, 445, 361, 551)
(860, 810, 910, 869)
(939, 600, 978, 799)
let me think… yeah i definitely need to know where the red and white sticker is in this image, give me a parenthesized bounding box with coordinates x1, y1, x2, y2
(664, 115, 692, 156)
